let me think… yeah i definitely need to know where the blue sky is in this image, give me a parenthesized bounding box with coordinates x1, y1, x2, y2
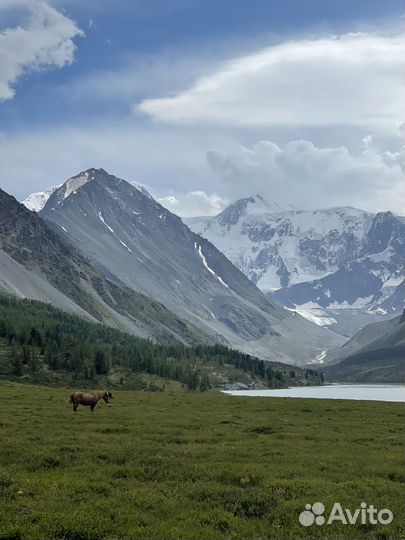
(0, 0, 404, 215)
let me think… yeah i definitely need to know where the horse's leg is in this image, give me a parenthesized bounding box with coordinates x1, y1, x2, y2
(92, 399, 101, 413)
(73, 402, 79, 413)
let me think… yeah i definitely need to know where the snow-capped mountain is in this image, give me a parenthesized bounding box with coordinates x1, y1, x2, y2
(185, 197, 405, 335)
(22, 185, 61, 212)
(37, 169, 343, 364)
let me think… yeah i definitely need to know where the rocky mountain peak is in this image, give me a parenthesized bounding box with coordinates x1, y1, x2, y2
(37, 170, 343, 364)
(23, 168, 152, 214)
(214, 194, 280, 227)
(41, 168, 154, 214)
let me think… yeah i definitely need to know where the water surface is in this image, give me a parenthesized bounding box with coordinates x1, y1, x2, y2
(224, 384, 405, 402)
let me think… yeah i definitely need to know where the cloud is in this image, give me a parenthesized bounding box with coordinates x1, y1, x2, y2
(138, 32, 404, 130)
(0, 119, 227, 218)
(64, 46, 217, 109)
(158, 191, 227, 217)
(0, 0, 83, 101)
(1, 120, 403, 217)
(0, 121, 223, 205)
(207, 134, 405, 214)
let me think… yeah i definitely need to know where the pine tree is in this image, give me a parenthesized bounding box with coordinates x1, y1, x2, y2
(11, 345, 23, 376)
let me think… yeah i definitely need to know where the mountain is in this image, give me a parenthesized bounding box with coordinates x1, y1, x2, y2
(0, 188, 209, 345)
(370, 278, 405, 315)
(38, 168, 343, 364)
(323, 312, 405, 382)
(22, 185, 60, 212)
(185, 198, 405, 336)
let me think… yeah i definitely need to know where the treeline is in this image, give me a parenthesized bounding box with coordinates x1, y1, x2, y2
(0, 294, 320, 390)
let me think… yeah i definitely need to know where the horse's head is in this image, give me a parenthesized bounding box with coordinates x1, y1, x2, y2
(103, 391, 113, 403)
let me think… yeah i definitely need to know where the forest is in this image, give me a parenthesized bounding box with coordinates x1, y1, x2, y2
(0, 294, 322, 390)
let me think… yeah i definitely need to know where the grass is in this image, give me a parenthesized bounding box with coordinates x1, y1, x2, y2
(0, 382, 403, 540)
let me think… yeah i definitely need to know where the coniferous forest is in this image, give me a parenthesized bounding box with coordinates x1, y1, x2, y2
(0, 293, 322, 391)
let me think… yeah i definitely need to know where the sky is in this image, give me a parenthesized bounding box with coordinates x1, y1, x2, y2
(0, 0, 404, 216)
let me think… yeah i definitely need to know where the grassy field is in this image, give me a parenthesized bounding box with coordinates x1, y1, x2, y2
(0, 382, 403, 540)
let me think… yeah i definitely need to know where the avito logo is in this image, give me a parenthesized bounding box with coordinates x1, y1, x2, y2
(299, 502, 393, 527)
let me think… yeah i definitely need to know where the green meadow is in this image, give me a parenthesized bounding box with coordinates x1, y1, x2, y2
(0, 382, 403, 540)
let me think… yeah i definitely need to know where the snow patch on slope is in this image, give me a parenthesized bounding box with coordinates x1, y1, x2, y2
(315, 350, 327, 363)
(329, 296, 374, 310)
(119, 239, 132, 253)
(286, 302, 337, 326)
(22, 185, 61, 212)
(382, 276, 403, 289)
(195, 242, 229, 288)
(63, 173, 90, 200)
(98, 212, 114, 233)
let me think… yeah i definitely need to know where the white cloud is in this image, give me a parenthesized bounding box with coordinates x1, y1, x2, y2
(158, 191, 227, 217)
(1, 121, 403, 216)
(0, 121, 222, 206)
(0, 119, 227, 218)
(207, 134, 405, 214)
(0, 0, 83, 101)
(138, 32, 404, 130)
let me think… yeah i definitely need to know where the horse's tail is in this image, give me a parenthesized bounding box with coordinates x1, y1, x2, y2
(69, 393, 75, 404)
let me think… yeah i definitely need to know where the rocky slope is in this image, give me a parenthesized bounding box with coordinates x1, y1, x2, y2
(38, 169, 343, 364)
(323, 312, 405, 382)
(0, 188, 209, 345)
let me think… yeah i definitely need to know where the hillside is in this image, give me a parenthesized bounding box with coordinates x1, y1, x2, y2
(0, 293, 323, 390)
(0, 188, 209, 345)
(323, 312, 405, 382)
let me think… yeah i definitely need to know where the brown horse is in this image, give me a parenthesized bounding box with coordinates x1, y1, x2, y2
(69, 391, 113, 413)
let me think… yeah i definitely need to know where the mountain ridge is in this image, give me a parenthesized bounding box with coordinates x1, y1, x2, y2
(323, 312, 405, 382)
(0, 187, 211, 345)
(185, 195, 405, 335)
(38, 168, 344, 364)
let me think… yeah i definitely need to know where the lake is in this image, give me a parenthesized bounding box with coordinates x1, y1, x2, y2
(223, 384, 405, 402)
